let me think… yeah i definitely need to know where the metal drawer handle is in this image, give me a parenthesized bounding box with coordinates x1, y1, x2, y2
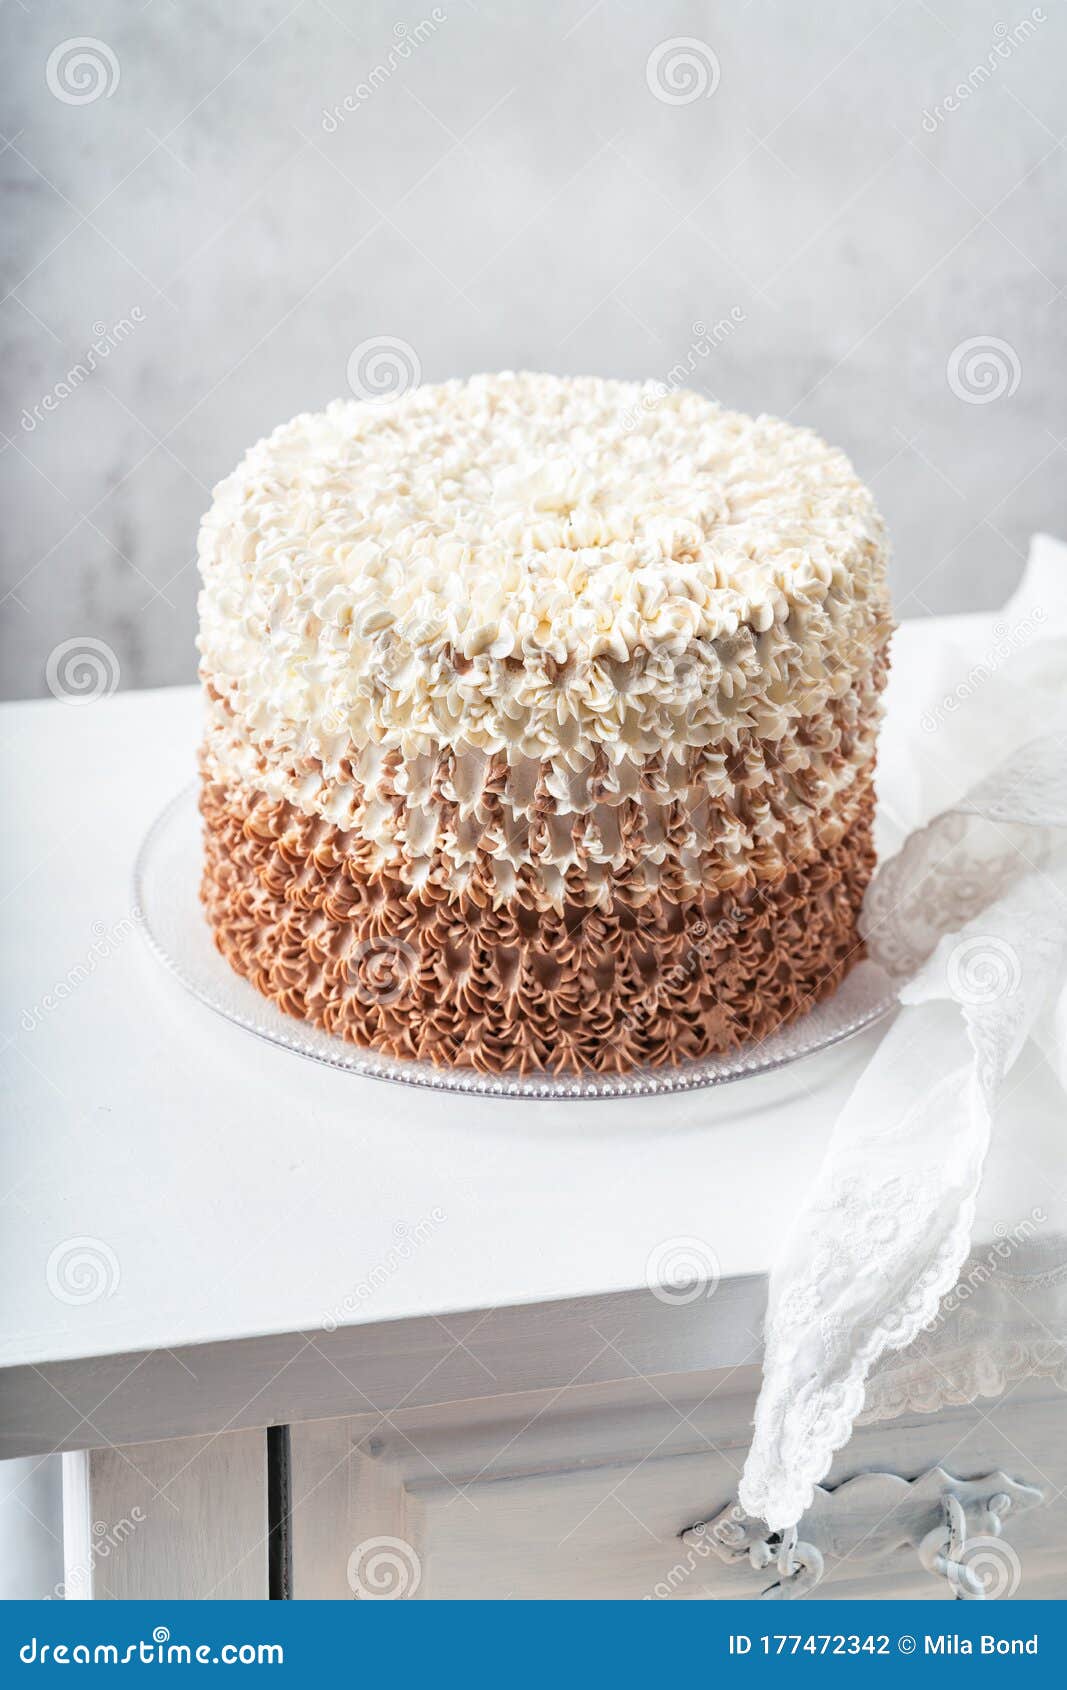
(683, 1468, 1041, 1599)
(757, 1527, 825, 1600)
(918, 1490, 1018, 1601)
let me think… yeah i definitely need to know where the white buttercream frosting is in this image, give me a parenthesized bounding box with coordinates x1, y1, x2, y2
(197, 373, 891, 779)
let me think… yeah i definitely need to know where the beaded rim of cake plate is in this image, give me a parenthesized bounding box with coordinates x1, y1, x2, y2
(134, 782, 899, 1102)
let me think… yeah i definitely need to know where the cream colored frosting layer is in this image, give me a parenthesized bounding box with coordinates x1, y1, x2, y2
(197, 374, 892, 795)
(201, 652, 884, 906)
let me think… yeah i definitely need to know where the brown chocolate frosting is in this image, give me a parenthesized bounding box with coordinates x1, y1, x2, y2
(199, 770, 877, 1075)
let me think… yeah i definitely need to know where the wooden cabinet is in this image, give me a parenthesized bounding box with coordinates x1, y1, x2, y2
(60, 1359, 1064, 1600)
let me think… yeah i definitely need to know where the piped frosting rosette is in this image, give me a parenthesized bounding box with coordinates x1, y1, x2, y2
(197, 373, 892, 1073)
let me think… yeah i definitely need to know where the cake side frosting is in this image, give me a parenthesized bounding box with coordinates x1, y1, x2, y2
(199, 771, 877, 1075)
(199, 655, 884, 907)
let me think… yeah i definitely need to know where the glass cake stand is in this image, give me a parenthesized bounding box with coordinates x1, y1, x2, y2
(134, 783, 899, 1101)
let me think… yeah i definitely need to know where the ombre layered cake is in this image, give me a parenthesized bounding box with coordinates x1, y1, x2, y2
(197, 373, 892, 1075)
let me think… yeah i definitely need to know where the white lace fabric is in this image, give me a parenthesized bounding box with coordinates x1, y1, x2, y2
(738, 535, 1067, 1533)
(861, 1232, 1067, 1424)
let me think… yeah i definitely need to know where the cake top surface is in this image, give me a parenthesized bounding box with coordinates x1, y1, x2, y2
(198, 373, 891, 768)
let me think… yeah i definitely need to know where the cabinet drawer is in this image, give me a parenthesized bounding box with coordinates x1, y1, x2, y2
(288, 1367, 1066, 1599)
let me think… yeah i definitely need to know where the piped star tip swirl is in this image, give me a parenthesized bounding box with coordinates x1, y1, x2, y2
(197, 372, 893, 1075)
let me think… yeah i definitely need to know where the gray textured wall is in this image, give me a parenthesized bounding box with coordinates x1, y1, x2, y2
(2, 0, 1063, 700)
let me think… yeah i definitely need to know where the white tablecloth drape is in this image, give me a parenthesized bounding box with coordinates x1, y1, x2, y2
(739, 534, 1067, 1532)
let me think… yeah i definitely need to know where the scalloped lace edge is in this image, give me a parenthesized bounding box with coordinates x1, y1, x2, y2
(739, 1156, 985, 1531)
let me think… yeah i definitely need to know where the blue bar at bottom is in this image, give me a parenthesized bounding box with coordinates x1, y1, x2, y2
(1, 1598, 1063, 1683)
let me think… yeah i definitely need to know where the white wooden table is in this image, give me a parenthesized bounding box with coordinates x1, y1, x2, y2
(2, 642, 1065, 1600)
